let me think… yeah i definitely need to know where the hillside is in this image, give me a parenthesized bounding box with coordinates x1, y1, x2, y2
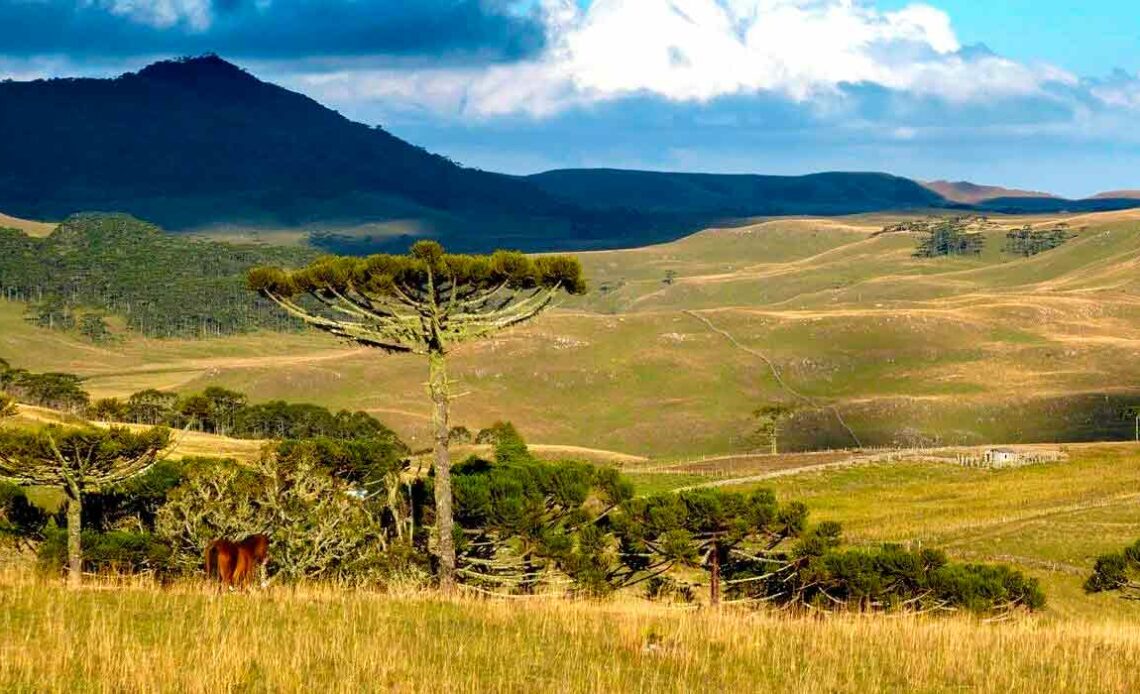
(1092, 190, 1140, 200)
(922, 180, 1057, 204)
(7, 55, 1140, 252)
(0, 56, 611, 252)
(0, 214, 314, 337)
(526, 169, 944, 216)
(976, 197, 1140, 214)
(5, 209, 1140, 458)
(0, 55, 957, 253)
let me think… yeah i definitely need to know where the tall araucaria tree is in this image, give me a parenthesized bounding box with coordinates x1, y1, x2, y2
(248, 241, 586, 589)
(0, 425, 171, 586)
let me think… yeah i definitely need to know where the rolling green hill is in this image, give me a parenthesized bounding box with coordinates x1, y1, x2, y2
(4, 209, 1140, 458)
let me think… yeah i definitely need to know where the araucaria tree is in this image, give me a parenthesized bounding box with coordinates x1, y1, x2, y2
(752, 404, 796, 455)
(248, 241, 586, 588)
(0, 425, 170, 586)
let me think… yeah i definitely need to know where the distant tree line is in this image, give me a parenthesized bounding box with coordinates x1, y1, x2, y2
(0, 214, 316, 339)
(86, 386, 407, 449)
(1, 355, 408, 458)
(0, 358, 89, 413)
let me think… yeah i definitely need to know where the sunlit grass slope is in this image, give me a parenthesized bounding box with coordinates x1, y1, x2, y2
(5, 210, 1140, 456)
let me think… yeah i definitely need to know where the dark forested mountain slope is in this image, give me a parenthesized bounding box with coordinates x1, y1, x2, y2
(0, 55, 600, 251)
(10, 56, 1133, 251)
(0, 56, 954, 251)
(525, 169, 944, 216)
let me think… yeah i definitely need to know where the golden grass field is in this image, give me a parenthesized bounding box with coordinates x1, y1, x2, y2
(2, 575, 1140, 693)
(4, 440, 1140, 692)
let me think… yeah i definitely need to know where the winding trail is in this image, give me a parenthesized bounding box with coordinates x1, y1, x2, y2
(683, 309, 863, 448)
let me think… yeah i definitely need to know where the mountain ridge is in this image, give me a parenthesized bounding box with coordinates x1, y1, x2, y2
(2, 55, 1138, 251)
(921, 180, 1057, 204)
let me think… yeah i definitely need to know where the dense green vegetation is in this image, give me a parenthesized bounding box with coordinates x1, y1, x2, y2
(913, 217, 986, 257)
(0, 358, 88, 412)
(0, 214, 313, 338)
(0, 417, 1042, 615)
(90, 385, 407, 448)
(1003, 224, 1075, 257)
(0, 482, 46, 550)
(1086, 539, 1140, 597)
(0, 424, 171, 584)
(525, 169, 943, 217)
(726, 531, 1045, 613)
(0, 55, 664, 253)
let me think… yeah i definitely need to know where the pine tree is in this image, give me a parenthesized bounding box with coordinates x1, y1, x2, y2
(249, 241, 585, 589)
(0, 425, 170, 586)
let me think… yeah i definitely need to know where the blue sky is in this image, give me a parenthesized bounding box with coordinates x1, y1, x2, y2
(2, 0, 1139, 197)
(878, 0, 1139, 76)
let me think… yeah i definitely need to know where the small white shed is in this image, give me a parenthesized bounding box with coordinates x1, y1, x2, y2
(983, 448, 1021, 466)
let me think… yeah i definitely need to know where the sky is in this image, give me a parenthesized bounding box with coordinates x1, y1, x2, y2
(2, 0, 1139, 197)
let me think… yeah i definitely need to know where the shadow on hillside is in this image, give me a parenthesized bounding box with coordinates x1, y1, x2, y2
(782, 392, 1140, 451)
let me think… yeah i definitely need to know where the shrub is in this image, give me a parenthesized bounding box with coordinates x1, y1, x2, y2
(450, 453, 632, 595)
(732, 539, 1045, 615)
(929, 562, 1046, 612)
(82, 459, 187, 533)
(1085, 539, 1140, 596)
(156, 445, 424, 585)
(38, 528, 172, 576)
(0, 392, 16, 418)
(475, 421, 530, 464)
(0, 482, 47, 549)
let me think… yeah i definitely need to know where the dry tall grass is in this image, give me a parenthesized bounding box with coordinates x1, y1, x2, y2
(1, 572, 1137, 693)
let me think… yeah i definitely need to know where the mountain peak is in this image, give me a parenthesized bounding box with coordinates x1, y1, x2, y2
(134, 54, 254, 83)
(923, 180, 1057, 204)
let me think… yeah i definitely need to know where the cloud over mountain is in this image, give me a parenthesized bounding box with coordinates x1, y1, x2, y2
(3, 0, 1140, 196)
(284, 0, 1078, 118)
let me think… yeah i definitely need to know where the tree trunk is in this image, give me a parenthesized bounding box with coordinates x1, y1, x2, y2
(66, 492, 82, 588)
(709, 540, 721, 607)
(428, 350, 456, 591)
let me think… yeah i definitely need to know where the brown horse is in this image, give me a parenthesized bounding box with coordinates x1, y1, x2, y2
(205, 534, 270, 590)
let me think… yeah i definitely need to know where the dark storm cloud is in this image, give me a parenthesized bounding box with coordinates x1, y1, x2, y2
(0, 1, 545, 62)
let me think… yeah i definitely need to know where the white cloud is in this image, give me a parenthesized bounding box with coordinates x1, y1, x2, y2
(1090, 73, 1140, 111)
(285, 0, 1076, 118)
(90, 0, 215, 31)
